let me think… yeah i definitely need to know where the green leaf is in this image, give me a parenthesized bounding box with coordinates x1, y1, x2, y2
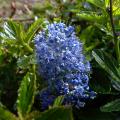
(113, 0, 120, 13)
(77, 12, 105, 23)
(92, 50, 120, 84)
(0, 106, 18, 120)
(112, 80, 120, 91)
(105, 0, 109, 7)
(30, 107, 73, 120)
(0, 49, 4, 64)
(1, 20, 25, 41)
(53, 96, 64, 107)
(25, 111, 41, 120)
(17, 72, 36, 119)
(1, 20, 33, 53)
(80, 26, 93, 43)
(101, 99, 120, 112)
(24, 18, 44, 43)
(86, 0, 105, 9)
(17, 54, 36, 69)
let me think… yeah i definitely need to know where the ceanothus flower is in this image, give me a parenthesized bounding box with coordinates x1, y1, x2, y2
(34, 22, 96, 110)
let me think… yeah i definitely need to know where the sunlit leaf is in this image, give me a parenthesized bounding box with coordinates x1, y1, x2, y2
(0, 106, 18, 120)
(17, 72, 36, 119)
(25, 18, 43, 43)
(105, 0, 109, 7)
(1, 20, 25, 41)
(77, 12, 105, 23)
(53, 96, 64, 107)
(86, 0, 105, 9)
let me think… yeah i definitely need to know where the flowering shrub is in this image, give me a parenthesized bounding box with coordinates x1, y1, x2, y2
(35, 22, 96, 109)
(0, 0, 120, 120)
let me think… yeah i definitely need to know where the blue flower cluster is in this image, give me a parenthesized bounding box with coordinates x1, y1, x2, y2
(35, 22, 96, 110)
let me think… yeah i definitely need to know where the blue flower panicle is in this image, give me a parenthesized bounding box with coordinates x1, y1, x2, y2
(35, 22, 96, 109)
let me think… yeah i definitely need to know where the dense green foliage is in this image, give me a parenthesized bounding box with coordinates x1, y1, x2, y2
(0, 0, 120, 120)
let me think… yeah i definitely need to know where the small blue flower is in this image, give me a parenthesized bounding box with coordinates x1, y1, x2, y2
(35, 22, 96, 109)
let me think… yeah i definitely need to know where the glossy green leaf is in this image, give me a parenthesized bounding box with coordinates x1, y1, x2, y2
(92, 50, 120, 84)
(105, 0, 109, 7)
(1, 20, 33, 53)
(0, 106, 18, 120)
(17, 72, 36, 119)
(86, 0, 105, 9)
(80, 26, 93, 43)
(77, 12, 105, 23)
(0, 49, 4, 64)
(113, 0, 120, 15)
(1, 20, 25, 41)
(101, 99, 120, 112)
(53, 96, 64, 107)
(31, 107, 73, 120)
(25, 18, 44, 43)
(112, 80, 120, 91)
